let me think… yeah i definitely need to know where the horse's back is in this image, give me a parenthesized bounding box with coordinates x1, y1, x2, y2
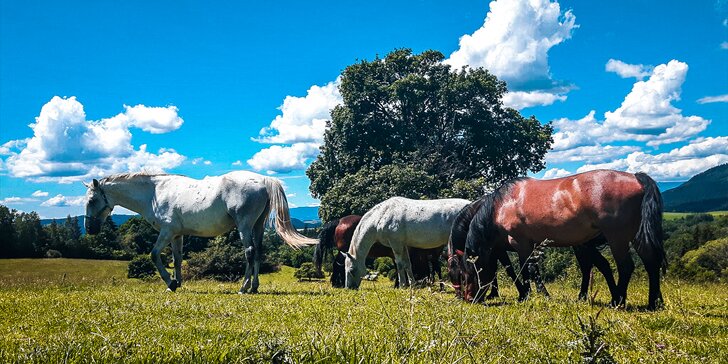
(498, 170, 644, 245)
(367, 197, 470, 248)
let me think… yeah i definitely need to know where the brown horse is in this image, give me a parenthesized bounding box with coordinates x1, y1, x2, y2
(459, 170, 665, 310)
(448, 199, 617, 302)
(314, 215, 443, 288)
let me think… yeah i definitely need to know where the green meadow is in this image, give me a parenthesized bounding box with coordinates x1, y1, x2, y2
(1, 259, 726, 363)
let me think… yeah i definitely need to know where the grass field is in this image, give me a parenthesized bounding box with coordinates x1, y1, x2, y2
(663, 211, 728, 221)
(1, 259, 726, 363)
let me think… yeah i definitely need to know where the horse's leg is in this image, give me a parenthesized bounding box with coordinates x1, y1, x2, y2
(529, 258, 550, 297)
(485, 260, 500, 300)
(635, 246, 664, 310)
(250, 209, 267, 293)
(236, 217, 256, 294)
(517, 255, 533, 301)
(332, 253, 346, 288)
(171, 236, 184, 288)
(590, 248, 618, 304)
(151, 230, 175, 291)
(610, 243, 634, 308)
(392, 244, 414, 288)
(573, 245, 593, 301)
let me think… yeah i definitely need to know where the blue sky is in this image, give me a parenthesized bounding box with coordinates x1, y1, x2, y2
(1, 0, 727, 218)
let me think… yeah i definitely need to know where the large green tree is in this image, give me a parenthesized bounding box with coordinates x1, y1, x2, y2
(307, 49, 553, 221)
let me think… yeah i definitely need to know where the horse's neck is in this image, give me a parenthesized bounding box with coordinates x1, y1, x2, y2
(350, 223, 376, 264)
(103, 179, 155, 217)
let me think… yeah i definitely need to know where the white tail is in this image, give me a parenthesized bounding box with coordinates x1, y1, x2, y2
(262, 177, 318, 249)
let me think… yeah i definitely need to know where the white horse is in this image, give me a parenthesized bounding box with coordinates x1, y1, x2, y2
(344, 197, 470, 289)
(83, 171, 316, 293)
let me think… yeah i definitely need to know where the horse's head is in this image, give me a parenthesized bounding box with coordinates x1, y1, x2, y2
(460, 251, 485, 303)
(343, 252, 363, 289)
(83, 179, 112, 235)
(447, 248, 465, 299)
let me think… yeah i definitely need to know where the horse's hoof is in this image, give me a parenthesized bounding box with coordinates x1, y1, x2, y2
(167, 279, 179, 292)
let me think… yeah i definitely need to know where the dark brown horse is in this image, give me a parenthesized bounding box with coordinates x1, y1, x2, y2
(458, 170, 665, 309)
(447, 199, 617, 302)
(314, 215, 443, 288)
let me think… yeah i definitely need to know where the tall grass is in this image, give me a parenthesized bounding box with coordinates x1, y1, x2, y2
(0, 259, 726, 363)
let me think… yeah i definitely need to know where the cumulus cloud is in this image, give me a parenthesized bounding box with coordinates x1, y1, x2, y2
(2, 96, 186, 183)
(41, 194, 86, 207)
(697, 94, 728, 104)
(502, 91, 567, 109)
(232, 160, 243, 166)
(247, 143, 320, 174)
(0, 197, 37, 205)
(445, 0, 577, 108)
(546, 144, 640, 164)
(31, 190, 49, 197)
(552, 60, 709, 150)
(577, 137, 728, 181)
(255, 78, 342, 144)
(191, 157, 212, 166)
(543, 168, 571, 179)
(605, 59, 652, 79)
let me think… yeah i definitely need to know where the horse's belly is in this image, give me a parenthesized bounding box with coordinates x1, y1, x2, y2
(178, 210, 235, 237)
(515, 221, 599, 247)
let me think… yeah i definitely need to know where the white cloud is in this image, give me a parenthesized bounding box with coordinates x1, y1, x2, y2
(577, 137, 728, 181)
(123, 104, 183, 134)
(0, 197, 37, 205)
(41, 194, 86, 207)
(445, 0, 577, 108)
(552, 60, 709, 150)
(2, 96, 186, 183)
(31, 190, 49, 197)
(247, 143, 320, 174)
(721, 41, 728, 50)
(502, 91, 567, 109)
(255, 78, 342, 144)
(605, 59, 652, 79)
(543, 168, 571, 179)
(546, 144, 640, 164)
(697, 94, 728, 104)
(232, 160, 243, 166)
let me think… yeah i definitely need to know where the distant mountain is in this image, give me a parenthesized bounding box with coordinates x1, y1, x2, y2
(41, 207, 321, 233)
(663, 164, 728, 212)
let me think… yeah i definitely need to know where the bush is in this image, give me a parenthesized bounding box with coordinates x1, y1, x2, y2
(294, 262, 324, 281)
(186, 235, 279, 282)
(45, 249, 62, 258)
(677, 238, 728, 281)
(128, 255, 157, 279)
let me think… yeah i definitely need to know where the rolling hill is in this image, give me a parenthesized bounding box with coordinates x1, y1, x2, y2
(662, 163, 728, 212)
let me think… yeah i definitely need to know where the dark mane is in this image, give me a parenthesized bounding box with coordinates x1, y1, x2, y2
(465, 177, 529, 255)
(448, 198, 486, 254)
(313, 218, 341, 271)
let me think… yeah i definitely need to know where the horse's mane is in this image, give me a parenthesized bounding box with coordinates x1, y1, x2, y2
(449, 198, 486, 253)
(465, 177, 529, 255)
(100, 172, 183, 184)
(313, 218, 341, 271)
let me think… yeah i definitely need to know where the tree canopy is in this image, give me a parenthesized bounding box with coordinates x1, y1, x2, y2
(307, 49, 553, 221)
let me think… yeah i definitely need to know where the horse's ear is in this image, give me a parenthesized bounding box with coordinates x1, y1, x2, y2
(92, 179, 100, 188)
(81, 181, 90, 188)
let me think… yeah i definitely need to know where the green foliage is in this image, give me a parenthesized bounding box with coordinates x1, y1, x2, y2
(540, 248, 578, 282)
(676, 238, 728, 281)
(293, 262, 324, 281)
(186, 235, 249, 281)
(319, 164, 438, 220)
(307, 48, 553, 221)
(44, 249, 62, 258)
(118, 217, 158, 254)
(127, 255, 156, 279)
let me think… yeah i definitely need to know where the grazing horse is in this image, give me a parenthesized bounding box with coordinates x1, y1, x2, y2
(344, 197, 470, 289)
(447, 198, 617, 302)
(459, 170, 665, 309)
(84, 171, 317, 293)
(314, 215, 445, 288)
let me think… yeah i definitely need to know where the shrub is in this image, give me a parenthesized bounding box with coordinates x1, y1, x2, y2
(186, 235, 279, 282)
(45, 249, 62, 258)
(677, 238, 728, 281)
(128, 255, 156, 279)
(294, 262, 324, 281)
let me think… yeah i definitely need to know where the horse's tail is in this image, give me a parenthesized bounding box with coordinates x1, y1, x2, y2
(314, 219, 340, 272)
(634, 172, 666, 272)
(262, 177, 318, 249)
